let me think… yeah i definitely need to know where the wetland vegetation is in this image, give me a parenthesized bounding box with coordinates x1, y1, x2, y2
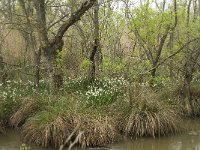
(0, 0, 200, 149)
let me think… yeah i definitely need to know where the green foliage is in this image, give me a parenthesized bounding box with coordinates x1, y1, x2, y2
(102, 58, 126, 77)
(130, 4, 172, 45)
(55, 50, 64, 65)
(0, 80, 33, 120)
(20, 144, 30, 150)
(0, 79, 50, 121)
(80, 59, 92, 69)
(65, 77, 126, 107)
(149, 76, 171, 90)
(79, 77, 126, 107)
(193, 71, 200, 83)
(127, 60, 152, 82)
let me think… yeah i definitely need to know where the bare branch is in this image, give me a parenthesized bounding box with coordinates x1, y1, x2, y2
(142, 37, 200, 74)
(55, 0, 97, 41)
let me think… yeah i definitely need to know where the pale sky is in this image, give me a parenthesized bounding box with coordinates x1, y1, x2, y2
(113, 0, 172, 11)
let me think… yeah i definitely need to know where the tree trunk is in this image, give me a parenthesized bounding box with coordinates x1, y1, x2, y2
(46, 56, 61, 95)
(150, 67, 156, 78)
(89, 40, 98, 81)
(0, 49, 6, 85)
(44, 40, 64, 95)
(89, 0, 101, 81)
(0, 31, 6, 85)
(33, 0, 96, 94)
(184, 0, 194, 114)
(183, 63, 194, 114)
(33, 49, 41, 90)
(18, 0, 42, 91)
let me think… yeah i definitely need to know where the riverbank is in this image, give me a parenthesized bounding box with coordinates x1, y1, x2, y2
(1, 119, 200, 150)
(0, 78, 200, 149)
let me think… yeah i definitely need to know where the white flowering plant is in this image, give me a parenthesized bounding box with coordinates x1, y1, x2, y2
(0, 79, 49, 120)
(65, 77, 127, 107)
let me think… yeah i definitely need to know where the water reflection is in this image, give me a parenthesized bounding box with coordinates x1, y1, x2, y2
(0, 119, 199, 150)
(111, 119, 200, 150)
(111, 133, 200, 150)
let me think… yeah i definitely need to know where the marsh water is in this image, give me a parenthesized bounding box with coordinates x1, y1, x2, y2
(0, 119, 200, 150)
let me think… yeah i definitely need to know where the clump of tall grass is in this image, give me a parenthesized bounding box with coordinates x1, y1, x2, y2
(9, 97, 38, 127)
(22, 112, 74, 148)
(22, 96, 76, 148)
(77, 113, 117, 147)
(120, 83, 182, 137)
(22, 96, 117, 148)
(161, 83, 200, 116)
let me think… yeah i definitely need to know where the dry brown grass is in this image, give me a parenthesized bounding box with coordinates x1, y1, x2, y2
(162, 84, 200, 116)
(22, 108, 117, 148)
(177, 98, 200, 116)
(119, 84, 182, 138)
(22, 112, 75, 148)
(78, 115, 117, 147)
(9, 97, 38, 127)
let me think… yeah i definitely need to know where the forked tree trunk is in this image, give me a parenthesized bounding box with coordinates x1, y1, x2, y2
(33, 0, 96, 94)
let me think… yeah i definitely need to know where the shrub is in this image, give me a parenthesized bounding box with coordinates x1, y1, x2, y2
(0, 80, 39, 121)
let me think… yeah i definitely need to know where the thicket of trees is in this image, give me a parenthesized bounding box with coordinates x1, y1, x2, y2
(0, 1, 199, 80)
(0, 0, 200, 148)
(1, 0, 199, 104)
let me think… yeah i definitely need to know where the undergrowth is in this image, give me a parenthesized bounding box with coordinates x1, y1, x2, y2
(0, 77, 199, 148)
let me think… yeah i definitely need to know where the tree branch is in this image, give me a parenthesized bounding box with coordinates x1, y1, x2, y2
(142, 37, 200, 74)
(55, 0, 96, 41)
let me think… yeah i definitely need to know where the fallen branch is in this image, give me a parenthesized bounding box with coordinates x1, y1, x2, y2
(68, 131, 84, 150)
(59, 122, 81, 150)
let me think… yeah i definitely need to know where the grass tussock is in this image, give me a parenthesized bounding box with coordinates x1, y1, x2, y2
(78, 115, 117, 147)
(22, 111, 74, 148)
(161, 84, 200, 116)
(121, 85, 182, 137)
(10, 97, 38, 127)
(22, 112, 117, 148)
(21, 96, 117, 148)
(177, 98, 200, 116)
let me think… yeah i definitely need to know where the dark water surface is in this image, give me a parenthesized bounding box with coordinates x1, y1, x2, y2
(0, 119, 200, 150)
